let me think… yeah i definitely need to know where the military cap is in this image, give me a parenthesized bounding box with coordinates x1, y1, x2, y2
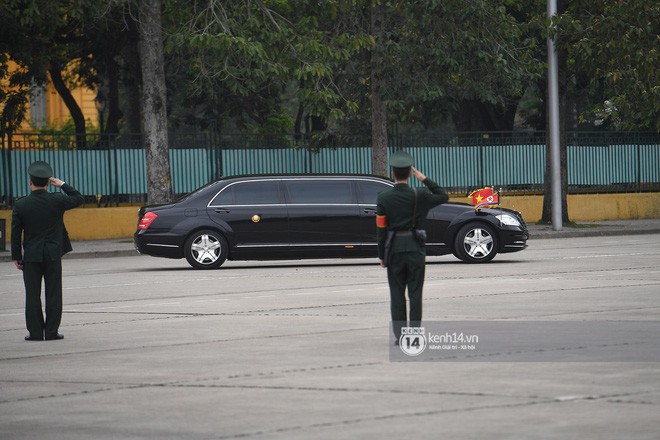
(28, 161, 53, 178)
(389, 150, 414, 168)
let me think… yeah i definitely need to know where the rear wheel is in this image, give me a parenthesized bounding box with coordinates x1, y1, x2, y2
(184, 230, 228, 269)
(454, 222, 498, 263)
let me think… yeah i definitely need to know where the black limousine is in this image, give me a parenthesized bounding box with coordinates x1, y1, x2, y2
(134, 175, 528, 269)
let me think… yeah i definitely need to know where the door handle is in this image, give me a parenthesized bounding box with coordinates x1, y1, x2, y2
(215, 208, 230, 214)
(363, 208, 377, 214)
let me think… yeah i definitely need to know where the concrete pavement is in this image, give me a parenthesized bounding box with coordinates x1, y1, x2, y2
(1, 235, 659, 439)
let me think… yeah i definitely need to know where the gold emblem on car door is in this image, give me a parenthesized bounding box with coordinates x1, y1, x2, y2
(251, 214, 261, 223)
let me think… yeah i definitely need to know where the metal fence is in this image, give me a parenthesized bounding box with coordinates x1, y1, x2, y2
(1, 131, 658, 207)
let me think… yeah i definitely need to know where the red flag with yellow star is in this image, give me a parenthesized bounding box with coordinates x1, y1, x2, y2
(468, 187, 499, 209)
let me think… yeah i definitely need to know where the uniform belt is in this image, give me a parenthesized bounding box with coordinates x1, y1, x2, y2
(396, 231, 413, 237)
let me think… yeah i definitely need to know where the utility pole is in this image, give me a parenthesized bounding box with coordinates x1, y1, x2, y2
(547, 0, 563, 230)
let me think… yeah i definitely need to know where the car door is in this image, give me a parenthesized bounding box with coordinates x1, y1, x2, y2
(284, 178, 361, 257)
(207, 179, 288, 255)
(355, 179, 393, 251)
(425, 204, 454, 253)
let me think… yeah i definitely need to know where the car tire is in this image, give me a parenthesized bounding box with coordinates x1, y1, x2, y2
(453, 222, 498, 263)
(184, 230, 228, 269)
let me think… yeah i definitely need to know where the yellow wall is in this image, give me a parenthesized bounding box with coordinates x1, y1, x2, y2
(493, 192, 660, 222)
(1, 193, 659, 244)
(44, 83, 98, 129)
(2, 60, 98, 132)
(1, 206, 138, 244)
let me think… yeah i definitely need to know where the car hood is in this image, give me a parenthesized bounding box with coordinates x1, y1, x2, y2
(443, 202, 523, 217)
(432, 203, 526, 230)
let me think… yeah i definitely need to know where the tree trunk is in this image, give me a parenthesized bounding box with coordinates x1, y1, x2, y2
(138, 0, 172, 204)
(105, 52, 123, 136)
(294, 103, 304, 144)
(49, 63, 86, 149)
(370, 2, 388, 177)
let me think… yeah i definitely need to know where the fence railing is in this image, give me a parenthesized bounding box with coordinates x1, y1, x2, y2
(1, 131, 658, 207)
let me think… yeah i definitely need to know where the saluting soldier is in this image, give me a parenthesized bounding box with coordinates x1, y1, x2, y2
(376, 151, 448, 345)
(11, 161, 84, 341)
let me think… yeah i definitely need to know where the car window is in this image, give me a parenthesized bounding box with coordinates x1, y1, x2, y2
(214, 181, 281, 205)
(213, 186, 234, 205)
(286, 180, 354, 204)
(235, 181, 281, 205)
(357, 180, 391, 205)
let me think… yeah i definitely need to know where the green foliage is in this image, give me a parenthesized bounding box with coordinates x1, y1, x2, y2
(2, 0, 657, 143)
(0, 0, 113, 137)
(244, 111, 294, 139)
(316, 0, 544, 135)
(163, 0, 370, 139)
(0, 90, 28, 137)
(556, 0, 660, 130)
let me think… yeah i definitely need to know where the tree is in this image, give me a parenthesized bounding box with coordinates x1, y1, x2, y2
(452, 0, 545, 131)
(84, 5, 140, 136)
(363, 1, 540, 172)
(0, 53, 29, 140)
(164, 0, 293, 133)
(556, 0, 659, 131)
(539, 0, 659, 223)
(138, 0, 172, 204)
(164, 0, 367, 143)
(370, 1, 387, 176)
(0, 0, 109, 148)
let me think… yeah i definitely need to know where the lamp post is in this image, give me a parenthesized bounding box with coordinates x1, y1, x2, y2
(547, 0, 563, 231)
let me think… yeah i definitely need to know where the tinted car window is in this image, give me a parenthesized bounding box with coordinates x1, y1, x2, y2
(215, 181, 281, 205)
(358, 180, 391, 205)
(286, 180, 353, 204)
(235, 181, 281, 204)
(213, 186, 234, 205)
(175, 181, 220, 204)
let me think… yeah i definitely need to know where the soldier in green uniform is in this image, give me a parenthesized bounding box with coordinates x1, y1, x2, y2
(11, 161, 84, 341)
(376, 151, 448, 344)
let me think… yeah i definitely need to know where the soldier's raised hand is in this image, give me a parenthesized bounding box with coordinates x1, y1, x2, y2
(49, 177, 65, 187)
(411, 166, 426, 182)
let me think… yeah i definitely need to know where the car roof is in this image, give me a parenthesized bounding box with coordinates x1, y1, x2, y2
(216, 174, 392, 182)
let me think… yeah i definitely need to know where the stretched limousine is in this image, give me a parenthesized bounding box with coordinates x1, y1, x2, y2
(134, 175, 528, 269)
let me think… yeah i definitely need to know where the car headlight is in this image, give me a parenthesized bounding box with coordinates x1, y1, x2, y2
(496, 214, 521, 227)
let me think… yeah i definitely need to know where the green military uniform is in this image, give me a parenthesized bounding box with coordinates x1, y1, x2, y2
(376, 152, 448, 342)
(11, 161, 84, 340)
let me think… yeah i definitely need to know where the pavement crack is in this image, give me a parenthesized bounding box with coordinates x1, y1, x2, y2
(210, 398, 563, 439)
(0, 326, 382, 361)
(207, 391, 657, 439)
(162, 383, 543, 401)
(0, 383, 149, 405)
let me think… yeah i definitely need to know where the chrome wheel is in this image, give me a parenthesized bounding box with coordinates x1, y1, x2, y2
(191, 234, 222, 264)
(184, 230, 228, 269)
(463, 228, 494, 259)
(454, 222, 498, 263)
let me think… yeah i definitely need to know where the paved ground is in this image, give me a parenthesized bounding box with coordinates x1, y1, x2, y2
(1, 232, 659, 439)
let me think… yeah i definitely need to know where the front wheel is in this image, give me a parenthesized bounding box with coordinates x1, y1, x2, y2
(184, 230, 228, 269)
(453, 222, 498, 263)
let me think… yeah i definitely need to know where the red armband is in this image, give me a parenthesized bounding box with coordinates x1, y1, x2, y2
(376, 215, 387, 228)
